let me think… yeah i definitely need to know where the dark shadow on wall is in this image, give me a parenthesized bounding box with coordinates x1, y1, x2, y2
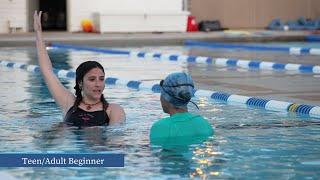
(39, 0, 66, 31)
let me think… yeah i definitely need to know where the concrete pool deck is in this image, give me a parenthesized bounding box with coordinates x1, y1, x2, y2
(0, 30, 313, 47)
(0, 30, 319, 106)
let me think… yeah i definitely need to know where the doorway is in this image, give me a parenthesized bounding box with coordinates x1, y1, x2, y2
(39, 0, 67, 31)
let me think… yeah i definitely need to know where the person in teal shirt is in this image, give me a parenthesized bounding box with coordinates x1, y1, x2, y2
(150, 72, 214, 146)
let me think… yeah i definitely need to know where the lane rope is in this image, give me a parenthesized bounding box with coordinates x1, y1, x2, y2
(1, 60, 319, 118)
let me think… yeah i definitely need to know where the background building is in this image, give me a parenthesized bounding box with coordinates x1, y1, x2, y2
(0, 0, 188, 33)
(189, 0, 320, 29)
(0, 0, 319, 33)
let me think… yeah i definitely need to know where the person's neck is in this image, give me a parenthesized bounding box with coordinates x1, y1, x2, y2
(82, 97, 100, 104)
(168, 108, 187, 116)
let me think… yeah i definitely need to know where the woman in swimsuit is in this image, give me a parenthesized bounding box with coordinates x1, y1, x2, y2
(34, 11, 125, 127)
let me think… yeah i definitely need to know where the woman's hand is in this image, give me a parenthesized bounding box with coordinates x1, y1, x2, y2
(33, 11, 42, 32)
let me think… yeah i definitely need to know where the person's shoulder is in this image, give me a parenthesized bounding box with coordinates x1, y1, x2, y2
(150, 117, 171, 138)
(190, 113, 214, 134)
(189, 113, 207, 121)
(107, 103, 126, 125)
(108, 103, 124, 111)
(152, 116, 171, 128)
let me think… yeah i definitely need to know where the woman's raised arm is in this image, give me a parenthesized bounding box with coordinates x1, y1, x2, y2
(34, 11, 75, 113)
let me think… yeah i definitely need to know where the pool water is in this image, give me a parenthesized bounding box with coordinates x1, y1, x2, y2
(0, 47, 320, 179)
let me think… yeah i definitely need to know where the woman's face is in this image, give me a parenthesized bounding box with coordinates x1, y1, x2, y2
(82, 67, 105, 101)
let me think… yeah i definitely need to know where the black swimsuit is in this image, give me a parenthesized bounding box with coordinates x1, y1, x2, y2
(64, 106, 110, 127)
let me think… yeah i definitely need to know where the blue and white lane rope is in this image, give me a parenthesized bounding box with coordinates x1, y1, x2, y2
(0, 60, 76, 79)
(184, 40, 320, 56)
(129, 52, 320, 73)
(1, 60, 320, 118)
(50, 43, 130, 55)
(49, 43, 320, 74)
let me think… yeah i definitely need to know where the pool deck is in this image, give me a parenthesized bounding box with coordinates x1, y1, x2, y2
(0, 30, 313, 47)
(1, 30, 319, 106)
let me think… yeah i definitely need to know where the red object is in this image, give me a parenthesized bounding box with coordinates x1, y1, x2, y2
(81, 19, 94, 32)
(83, 25, 93, 32)
(187, 16, 199, 32)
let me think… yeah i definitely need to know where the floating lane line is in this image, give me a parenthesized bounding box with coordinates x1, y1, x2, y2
(50, 43, 320, 74)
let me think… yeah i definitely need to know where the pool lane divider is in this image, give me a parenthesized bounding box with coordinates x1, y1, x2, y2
(306, 35, 320, 42)
(50, 43, 320, 74)
(1, 60, 319, 119)
(0, 60, 76, 78)
(184, 40, 320, 56)
(50, 43, 130, 55)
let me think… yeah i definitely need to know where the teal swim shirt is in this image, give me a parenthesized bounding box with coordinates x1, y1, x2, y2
(150, 112, 214, 146)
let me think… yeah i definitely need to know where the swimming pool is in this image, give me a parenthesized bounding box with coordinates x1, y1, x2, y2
(0, 47, 320, 179)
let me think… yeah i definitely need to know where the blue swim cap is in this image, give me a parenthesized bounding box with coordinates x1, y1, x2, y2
(160, 72, 195, 109)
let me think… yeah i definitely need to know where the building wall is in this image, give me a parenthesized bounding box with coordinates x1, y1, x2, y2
(27, 0, 38, 32)
(68, 0, 184, 32)
(0, 0, 27, 33)
(310, 0, 320, 18)
(2, 0, 319, 33)
(189, 0, 320, 29)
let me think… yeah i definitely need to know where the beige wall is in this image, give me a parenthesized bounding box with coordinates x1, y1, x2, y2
(310, 0, 320, 18)
(68, 0, 184, 32)
(189, 0, 320, 29)
(0, 0, 28, 33)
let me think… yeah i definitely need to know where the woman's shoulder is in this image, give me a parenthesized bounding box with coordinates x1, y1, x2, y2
(151, 117, 171, 131)
(150, 118, 171, 140)
(190, 114, 214, 134)
(106, 103, 126, 125)
(108, 103, 123, 109)
(107, 103, 125, 114)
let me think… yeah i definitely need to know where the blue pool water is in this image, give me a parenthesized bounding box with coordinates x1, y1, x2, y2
(0, 47, 320, 179)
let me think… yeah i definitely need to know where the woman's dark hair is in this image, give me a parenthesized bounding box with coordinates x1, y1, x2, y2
(73, 61, 108, 110)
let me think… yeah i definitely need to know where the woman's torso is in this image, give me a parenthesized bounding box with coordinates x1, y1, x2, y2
(64, 106, 110, 127)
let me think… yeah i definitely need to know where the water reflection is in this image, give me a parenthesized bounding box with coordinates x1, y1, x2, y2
(189, 138, 225, 179)
(151, 135, 225, 178)
(33, 123, 125, 153)
(157, 149, 193, 178)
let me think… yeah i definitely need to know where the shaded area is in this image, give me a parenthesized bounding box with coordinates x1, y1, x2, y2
(39, 0, 66, 31)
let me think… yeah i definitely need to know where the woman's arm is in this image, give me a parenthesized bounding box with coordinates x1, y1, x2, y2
(107, 104, 126, 125)
(34, 11, 75, 113)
